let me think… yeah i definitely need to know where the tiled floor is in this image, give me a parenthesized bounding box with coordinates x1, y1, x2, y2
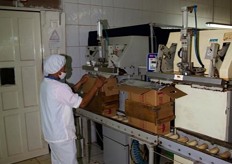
(15, 143, 104, 164)
(15, 154, 51, 164)
(15, 143, 173, 164)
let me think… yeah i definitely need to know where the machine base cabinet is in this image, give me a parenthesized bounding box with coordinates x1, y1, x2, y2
(103, 126, 129, 164)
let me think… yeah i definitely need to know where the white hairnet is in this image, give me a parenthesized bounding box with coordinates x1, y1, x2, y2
(44, 54, 66, 76)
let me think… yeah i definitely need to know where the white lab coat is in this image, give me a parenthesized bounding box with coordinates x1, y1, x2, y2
(40, 78, 82, 164)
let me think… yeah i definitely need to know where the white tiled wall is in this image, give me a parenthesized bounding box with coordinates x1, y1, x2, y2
(62, 0, 231, 84)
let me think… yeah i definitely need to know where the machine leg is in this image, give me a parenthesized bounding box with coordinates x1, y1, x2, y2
(75, 116, 83, 160)
(154, 146, 161, 164)
(87, 119, 92, 163)
(147, 144, 155, 164)
(81, 117, 92, 163)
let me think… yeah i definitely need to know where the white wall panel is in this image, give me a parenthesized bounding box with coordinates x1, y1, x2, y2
(0, 142, 2, 159)
(4, 114, 23, 156)
(79, 46, 87, 66)
(63, 3, 79, 25)
(79, 0, 90, 5)
(79, 26, 91, 46)
(165, 0, 182, 14)
(41, 11, 66, 57)
(214, 6, 230, 22)
(78, 4, 91, 25)
(90, 5, 103, 26)
(0, 117, 3, 159)
(123, 0, 139, 9)
(142, 0, 153, 11)
(91, 0, 102, 6)
(102, 7, 114, 27)
(114, 8, 125, 27)
(179, 0, 196, 7)
(196, 0, 213, 6)
(197, 4, 213, 19)
(124, 9, 142, 26)
(114, 0, 125, 8)
(62, 0, 78, 3)
(67, 46, 80, 67)
(66, 25, 79, 46)
(102, 0, 113, 7)
(214, 0, 230, 8)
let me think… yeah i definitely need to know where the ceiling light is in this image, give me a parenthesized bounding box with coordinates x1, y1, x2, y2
(206, 22, 232, 29)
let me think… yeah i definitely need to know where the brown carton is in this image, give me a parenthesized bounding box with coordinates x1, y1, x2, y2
(118, 84, 186, 106)
(82, 76, 119, 96)
(84, 93, 119, 116)
(119, 83, 186, 131)
(128, 116, 170, 135)
(82, 76, 119, 116)
(125, 100, 174, 124)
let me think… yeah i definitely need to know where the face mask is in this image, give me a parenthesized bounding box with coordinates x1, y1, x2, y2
(58, 72, 66, 79)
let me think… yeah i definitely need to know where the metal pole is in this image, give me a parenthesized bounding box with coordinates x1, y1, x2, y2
(150, 23, 155, 53)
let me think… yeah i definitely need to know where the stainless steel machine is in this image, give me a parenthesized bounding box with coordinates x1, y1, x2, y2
(78, 5, 232, 163)
(146, 5, 232, 164)
(82, 20, 150, 78)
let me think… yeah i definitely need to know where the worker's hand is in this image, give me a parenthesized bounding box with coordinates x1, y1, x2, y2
(80, 74, 89, 84)
(94, 76, 106, 89)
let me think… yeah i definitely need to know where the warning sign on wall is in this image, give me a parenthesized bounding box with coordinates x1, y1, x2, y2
(50, 30, 60, 41)
(49, 29, 61, 48)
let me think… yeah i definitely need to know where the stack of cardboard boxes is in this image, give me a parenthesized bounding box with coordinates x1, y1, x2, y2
(119, 83, 186, 135)
(81, 77, 186, 135)
(82, 76, 119, 117)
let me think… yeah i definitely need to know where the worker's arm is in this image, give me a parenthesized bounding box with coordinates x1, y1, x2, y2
(79, 77, 106, 108)
(72, 74, 89, 92)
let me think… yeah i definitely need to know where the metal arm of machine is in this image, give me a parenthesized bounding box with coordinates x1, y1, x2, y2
(147, 71, 228, 91)
(156, 43, 177, 73)
(178, 5, 196, 75)
(97, 19, 109, 64)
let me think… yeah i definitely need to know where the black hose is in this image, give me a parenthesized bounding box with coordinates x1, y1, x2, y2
(193, 6, 205, 68)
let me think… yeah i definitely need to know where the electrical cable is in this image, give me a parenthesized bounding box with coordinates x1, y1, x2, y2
(152, 27, 158, 53)
(193, 5, 205, 68)
(130, 140, 148, 164)
(103, 29, 110, 47)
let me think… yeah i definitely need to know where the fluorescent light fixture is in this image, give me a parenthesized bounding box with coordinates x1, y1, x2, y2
(206, 22, 232, 29)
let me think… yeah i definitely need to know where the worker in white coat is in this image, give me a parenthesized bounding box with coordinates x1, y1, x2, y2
(40, 54, 105, 164)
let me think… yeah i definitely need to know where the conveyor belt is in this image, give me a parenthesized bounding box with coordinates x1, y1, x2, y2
(75, 108, 232, 164)
(160, 128, 232, 164)
(75, 108, 158, 144)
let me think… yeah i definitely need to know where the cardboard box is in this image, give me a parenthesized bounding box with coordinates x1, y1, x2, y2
(144, 120, 170, 134)
(84, 93, 119, 116)
(81, 76, 119, 116)
(119, 84, 186, 106)
(125, 100, 174, 124)
(128, 117, 170, 135)
(100, 77, 119, 96)
(82, 76, 119, 96)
